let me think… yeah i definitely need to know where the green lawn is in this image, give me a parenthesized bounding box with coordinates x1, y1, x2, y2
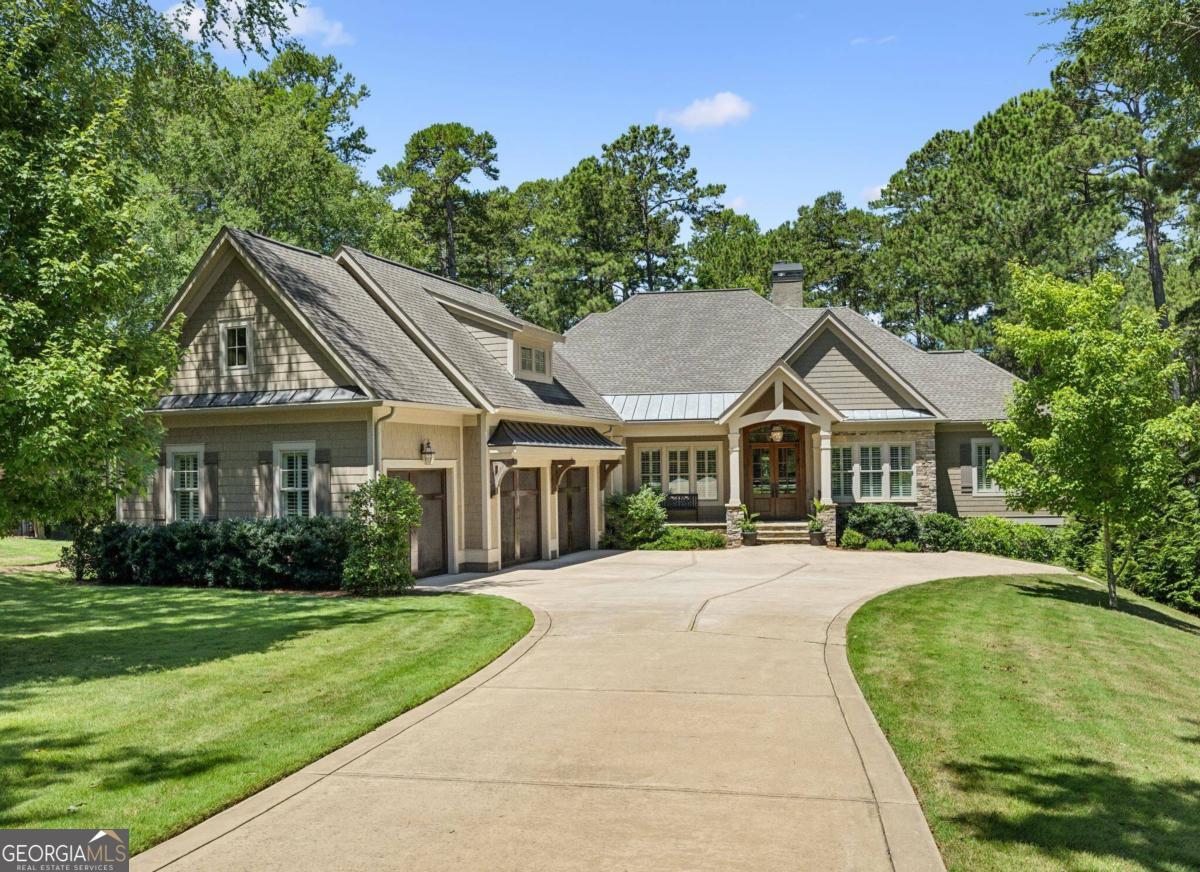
(0, 570, 532, 854)
(848, 574, 1200, 872)
(0, 536, 64, 567)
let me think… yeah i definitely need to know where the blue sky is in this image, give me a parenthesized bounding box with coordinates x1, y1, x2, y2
(177, 1, 1067, 229)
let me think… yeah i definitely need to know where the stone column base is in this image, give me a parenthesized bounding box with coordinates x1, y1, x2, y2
(725, 503, 743, 548)
(818, 506, 837, 547)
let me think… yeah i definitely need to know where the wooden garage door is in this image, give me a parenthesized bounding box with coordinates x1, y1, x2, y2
(387, 469, 447, 578)
(500, 467, 541, 566)
(557, 467, 590, 555)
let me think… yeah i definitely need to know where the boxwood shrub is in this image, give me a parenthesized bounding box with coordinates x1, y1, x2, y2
(918, 512, 964, 552)
(68, 517, 351, 590)
(845, 504, 920, 544)
(638, 526, 726, 551)
(839, 529, 867, 550)
(960, 515, 1056, 563)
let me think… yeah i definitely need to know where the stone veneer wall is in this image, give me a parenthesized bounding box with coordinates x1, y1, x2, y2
(830, 427, 937, 515)
(725, 504, 743, 547)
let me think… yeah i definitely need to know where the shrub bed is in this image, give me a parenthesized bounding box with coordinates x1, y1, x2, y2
(66, 517, 351, 590)
(846, 504, 920, 544)
(866, 538, 893, 551)
(960, 515, 1056, 563)
(638, 527, 727, 551)
(840, 529, 867, 550)
(918, 513, 963, 552)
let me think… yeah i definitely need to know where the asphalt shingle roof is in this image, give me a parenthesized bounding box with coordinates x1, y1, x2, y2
(340, 247, 619, 422)
(228, 228, 472, 408)
(563, 290, 1018, 422)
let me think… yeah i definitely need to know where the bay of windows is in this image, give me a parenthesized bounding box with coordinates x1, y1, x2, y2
(638, 445, 721, 499)
(831, 442, 918, 502)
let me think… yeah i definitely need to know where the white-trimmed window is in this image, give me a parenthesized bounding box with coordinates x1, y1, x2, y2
(695, 449, 719, 500)
(275, 442, 315, 517)
(831, 446, 853, 500)
(667, 449, 690, 495)
(972, 438, 1002, 494)
(639, 449, 662, 492)
(221, 321, 252, 373)
(890, 445, 914, 498)
(519, 345, 546, 375)
(859, 445, 884, 498)
(637, 444, 722, 500)
(168, 446, 203, 522)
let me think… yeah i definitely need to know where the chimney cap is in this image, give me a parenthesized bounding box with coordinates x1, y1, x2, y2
(771, 262, 804, 278)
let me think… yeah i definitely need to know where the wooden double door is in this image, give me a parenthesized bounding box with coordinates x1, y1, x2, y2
(387, 469, 447, 578)
(744, 425, 804, 520)
(501, 467, 541, 566)
(556, 467, 591, 555)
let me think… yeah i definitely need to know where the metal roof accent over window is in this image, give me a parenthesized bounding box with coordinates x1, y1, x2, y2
(602, 392, 742, 422)
(488, 420, 620, 450)
(841, 408, 934, 421)
(156, 386, 368, 410)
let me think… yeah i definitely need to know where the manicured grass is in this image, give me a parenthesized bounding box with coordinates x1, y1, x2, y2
(0, 536, 64, 567)
(848, 574, 1200, 872)
(0, 571, 532, 854)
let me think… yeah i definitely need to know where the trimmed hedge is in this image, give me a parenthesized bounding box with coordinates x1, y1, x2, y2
(846, 504, 920, 544)
(639, 526, 727, 551)
(918, 513, 964, 552)
(960, 515, 1057, 563)
(67, 518, 351, 590)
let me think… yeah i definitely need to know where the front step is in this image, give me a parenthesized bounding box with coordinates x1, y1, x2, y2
(754, 521, 811, 545)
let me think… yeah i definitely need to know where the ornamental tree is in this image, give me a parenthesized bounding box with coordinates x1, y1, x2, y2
(990, 266, 1200, 608)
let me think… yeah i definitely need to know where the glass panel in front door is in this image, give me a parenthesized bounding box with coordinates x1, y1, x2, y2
(777, 447, 797, 494)
(751, 448, 773, 496)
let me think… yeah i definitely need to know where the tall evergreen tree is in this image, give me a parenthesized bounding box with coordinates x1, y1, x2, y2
(688, 210, 769, 292)
(379, 123, 498, 280)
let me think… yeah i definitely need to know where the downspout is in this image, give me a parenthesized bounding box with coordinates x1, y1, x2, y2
(373, 405, 397, 478)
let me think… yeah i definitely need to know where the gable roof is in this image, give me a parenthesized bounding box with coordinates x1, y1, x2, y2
(336, 247, 619, 422)
(562, 289, 816, 395)
(563, 291, 1017, 423)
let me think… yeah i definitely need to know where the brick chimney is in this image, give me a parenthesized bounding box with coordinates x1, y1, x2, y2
(770, 263, 805, 307)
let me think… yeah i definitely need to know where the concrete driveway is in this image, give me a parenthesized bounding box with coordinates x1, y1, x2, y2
(135, 546, 1067, 872)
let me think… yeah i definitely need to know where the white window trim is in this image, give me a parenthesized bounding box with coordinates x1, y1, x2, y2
(636, 443, 725, 504)
(971, 437, 1003, 496)
(843, 441, 918, 503)
(830, 445, 854, 502)
(167, 444, 205, 522)
(274, 441, 316, 518)
(518, 344, 549, 377)
(220, 319, 254, 375)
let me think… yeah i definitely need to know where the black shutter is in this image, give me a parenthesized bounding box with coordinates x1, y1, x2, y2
(257, 451, 274, 517)
(151, 449, 167, 523)
(203, 452, 219, 520)
(958, 442, 973, 494)
(314, 448, 332, 516)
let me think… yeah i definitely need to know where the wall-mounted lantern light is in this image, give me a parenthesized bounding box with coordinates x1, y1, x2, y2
(420, 440, 436, 465)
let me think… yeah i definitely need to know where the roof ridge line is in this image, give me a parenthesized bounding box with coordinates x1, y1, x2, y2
(349, 246, 500, 297)
(228, 226, 326, 259)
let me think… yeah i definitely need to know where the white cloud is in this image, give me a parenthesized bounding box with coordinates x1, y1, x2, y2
(287, 6, 353, 47)
(728, 195, 749, 211)
(850, 35, 896, 46)
(166, 2, 352, 49)
(659, 92, 752, 131)
(862, 184, 884, 203)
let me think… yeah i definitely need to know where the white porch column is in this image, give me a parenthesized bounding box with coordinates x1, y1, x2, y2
(819, 426, 833, 503)
(727, 428, 742, 505)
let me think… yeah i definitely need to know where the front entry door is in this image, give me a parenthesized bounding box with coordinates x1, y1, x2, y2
(387, 469, 447, 577)
(556, 467, 590, 555)
(746, 425, 804, 520)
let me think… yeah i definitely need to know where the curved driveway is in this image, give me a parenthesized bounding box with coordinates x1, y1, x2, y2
(135, 546, 1067, 872)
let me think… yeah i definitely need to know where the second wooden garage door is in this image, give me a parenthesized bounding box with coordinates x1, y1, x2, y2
(556, 467, 590, 555)
(500, 467, 541, 566)
(387, 469, 447, 578)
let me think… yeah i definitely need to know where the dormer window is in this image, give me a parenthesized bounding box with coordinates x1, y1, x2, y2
(520, 345, 546, 375)
(221, 321, 252, 373)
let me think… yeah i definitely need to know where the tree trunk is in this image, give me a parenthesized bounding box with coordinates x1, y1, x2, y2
(1141, 199, 1167, 328)
(445, 199, 458, 280)
(1102, 515, 1119, 609)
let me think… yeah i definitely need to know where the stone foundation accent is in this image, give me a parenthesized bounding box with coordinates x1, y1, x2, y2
(830, 427, 938, 515)
(725, 503, 743, 547)
(817, 506, 837, 546)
